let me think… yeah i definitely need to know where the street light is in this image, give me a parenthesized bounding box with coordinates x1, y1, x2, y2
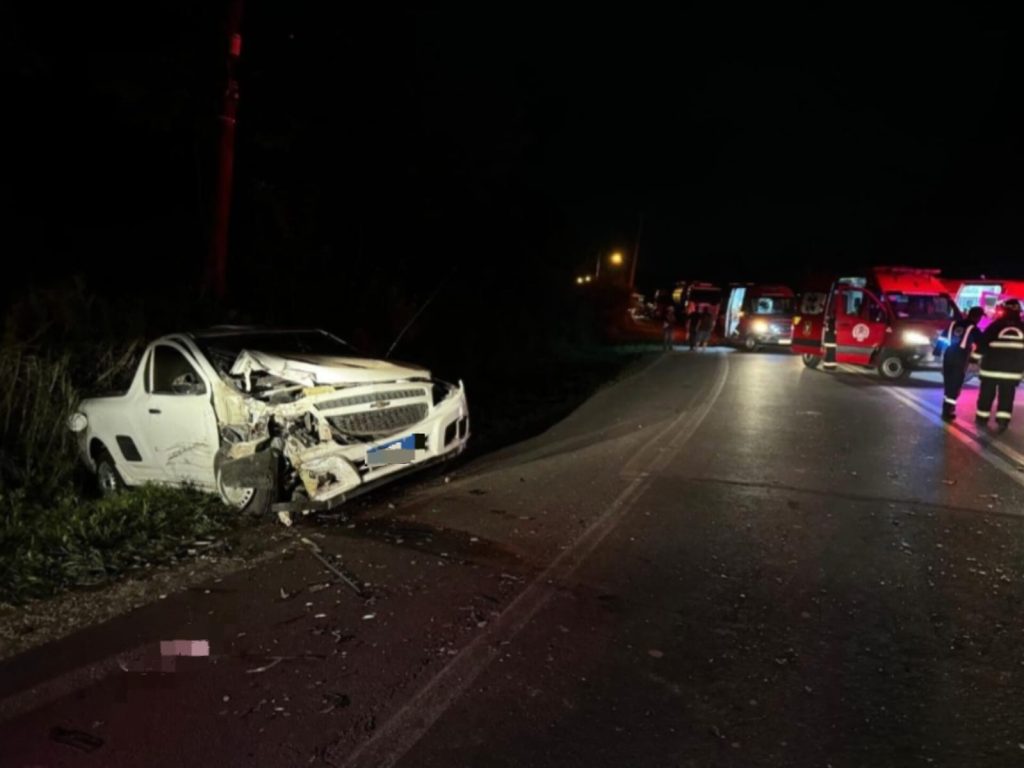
(610, 251, 624, 267)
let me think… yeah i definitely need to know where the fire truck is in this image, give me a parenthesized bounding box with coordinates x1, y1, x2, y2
(721, 284, 795, 351)
(941, 277, 1024, 329)
(798, 267, 961, 380)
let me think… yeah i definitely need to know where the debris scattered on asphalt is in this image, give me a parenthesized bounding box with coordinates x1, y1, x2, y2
(50, 726, 104, 753)
(648, 649, 664, 658)
(246, 657, 284, 674)
(941, 479, 957, 485)
(319, 692, 351, 714)
(278, 511, 294, 527)
(292, 535, 365, 597)
(362, 613, 377, 621)
(280, 587, 293, 600)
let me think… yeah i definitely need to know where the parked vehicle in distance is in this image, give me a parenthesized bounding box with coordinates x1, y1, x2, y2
(722, 284, 795, 351)
(672, 281, 724, 344)
(68, 327, 470, 520)
(942, 277, 1024, 329)
(802, 267, 961, 380)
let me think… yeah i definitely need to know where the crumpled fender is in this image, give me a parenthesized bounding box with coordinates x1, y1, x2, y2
(215, 442, 278, 490)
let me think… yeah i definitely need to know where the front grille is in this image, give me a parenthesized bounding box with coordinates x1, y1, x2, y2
(315, 388, 425, 411)
(329, 403, 429, 437)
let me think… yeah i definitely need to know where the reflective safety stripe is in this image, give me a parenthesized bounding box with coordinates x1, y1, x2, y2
(979, 370, 1024, 380)
(970, 353, 981, 361)
(996, 411, 1012, 419)
(987, 341, 1024, 349)
(976, 410, 991, 417)
(822, 362, 837, 368)
(943, 397, 957, 405)
(823, 343, 837, 348)
(960, 324, 976, 349)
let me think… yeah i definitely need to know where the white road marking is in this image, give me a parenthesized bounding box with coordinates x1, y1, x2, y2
(884, 386, 1024, 493)
(891, 387, 1024, 475)
(339, 356, 731, 768)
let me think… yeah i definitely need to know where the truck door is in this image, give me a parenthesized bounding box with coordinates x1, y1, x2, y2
(143, 342, 220, 489)
(834, 287, 888, 365)
(791, 291, 827, 356)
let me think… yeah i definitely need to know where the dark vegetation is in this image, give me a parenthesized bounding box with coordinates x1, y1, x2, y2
(0, 3, 644, 604)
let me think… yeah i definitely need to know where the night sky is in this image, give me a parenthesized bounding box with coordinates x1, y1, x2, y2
(3, 3, 1022, 308)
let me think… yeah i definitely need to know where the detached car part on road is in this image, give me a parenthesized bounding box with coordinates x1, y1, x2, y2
(68, 328, 470, 517)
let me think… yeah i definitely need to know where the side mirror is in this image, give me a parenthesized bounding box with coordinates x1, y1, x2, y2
(171, 372, 206, 395)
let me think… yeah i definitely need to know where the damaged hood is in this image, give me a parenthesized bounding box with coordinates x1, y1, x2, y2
(229, 350, 430, 387)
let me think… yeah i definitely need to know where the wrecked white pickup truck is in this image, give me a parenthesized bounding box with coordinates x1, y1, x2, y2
(68, 327, 470, 518)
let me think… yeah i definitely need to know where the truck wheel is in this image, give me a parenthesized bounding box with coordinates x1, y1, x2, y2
(216, 468, 274, 518)
(878, 353, 909, 381)
(801, 354, 822, 369)
(95, 448, 125, 497)
(743, 335, 759, 352)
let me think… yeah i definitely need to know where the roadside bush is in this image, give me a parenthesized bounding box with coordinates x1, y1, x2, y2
(0, 485, 238, 604)
(0, 342, 141, 497)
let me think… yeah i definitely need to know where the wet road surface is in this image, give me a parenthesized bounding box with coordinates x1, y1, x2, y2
(2, 350, 1024, 767)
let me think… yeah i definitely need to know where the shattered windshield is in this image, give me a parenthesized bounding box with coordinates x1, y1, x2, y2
(750, 296, 793, 315)
(195, 330, 356, 373)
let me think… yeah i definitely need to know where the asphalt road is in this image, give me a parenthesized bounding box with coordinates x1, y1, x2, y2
(3, 349, 1024, 768)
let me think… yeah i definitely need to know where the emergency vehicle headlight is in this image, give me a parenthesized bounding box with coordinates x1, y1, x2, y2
(902, 330, 931, 346)
(751, 319, 769, 334)
(793, 315, 802, 326)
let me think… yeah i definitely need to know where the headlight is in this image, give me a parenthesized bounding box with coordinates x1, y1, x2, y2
(902, 330, 932, 346)
(67, 412, 88, 433)
(751, 319, 769, 334)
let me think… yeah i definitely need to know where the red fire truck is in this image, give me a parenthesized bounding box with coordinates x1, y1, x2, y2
(798, 266, 961, 380)
(941, 277, 1024, 330)
(721, 284, 795, 351)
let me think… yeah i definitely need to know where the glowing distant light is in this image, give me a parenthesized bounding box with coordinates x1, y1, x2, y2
(610, 252, 624, 266)
(576, 276, 585, 284)
(584, 275, 592, 283)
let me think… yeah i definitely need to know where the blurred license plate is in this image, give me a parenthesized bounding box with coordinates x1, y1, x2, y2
(366, 434, 425, 466)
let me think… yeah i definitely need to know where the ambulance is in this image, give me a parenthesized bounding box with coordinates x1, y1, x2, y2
(721, 284, 795, 351)
(941, 278, 1024, 329)
(800, 267, 961, 380)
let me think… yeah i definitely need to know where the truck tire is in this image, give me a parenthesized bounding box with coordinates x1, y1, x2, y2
(95, 448, 125, 497)
(801, 354, 822, 369)
(743, 335, 759, 352)
(877, 352, 909, 381)
(216, 467, 275, 518)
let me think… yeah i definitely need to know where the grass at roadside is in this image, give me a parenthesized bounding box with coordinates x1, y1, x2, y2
(0, 485, 244, 606)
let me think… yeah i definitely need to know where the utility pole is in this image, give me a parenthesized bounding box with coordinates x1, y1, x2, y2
(208, 0, 244, 301)
(628, 212, 644, 290)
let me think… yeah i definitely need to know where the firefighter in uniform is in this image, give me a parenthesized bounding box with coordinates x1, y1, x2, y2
(975, 298, 1024, 433)
(936, 306, 984, 421)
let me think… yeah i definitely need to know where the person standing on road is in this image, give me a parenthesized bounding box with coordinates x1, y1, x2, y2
(936, 306, 984, 421)
(661, 303, 677, 351)
(687, 305, 701, 350)
(697, 306, 714, 349)
(975, 298, 1024, 433)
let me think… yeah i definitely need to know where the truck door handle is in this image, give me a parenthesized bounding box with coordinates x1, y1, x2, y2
(149, 409, 161, 414)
